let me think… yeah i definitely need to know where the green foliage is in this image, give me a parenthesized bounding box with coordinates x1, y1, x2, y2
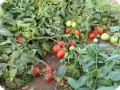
(58, 64, 67, 80)
(0, 0, 120, 89)
(58, 43, 120, 90)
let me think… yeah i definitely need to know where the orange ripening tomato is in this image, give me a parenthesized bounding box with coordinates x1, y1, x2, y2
(74, 30, 80, 35)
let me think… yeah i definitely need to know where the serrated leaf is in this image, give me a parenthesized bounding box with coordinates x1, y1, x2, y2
(42, 43, 51, 51)
(58, 65, 67, 80)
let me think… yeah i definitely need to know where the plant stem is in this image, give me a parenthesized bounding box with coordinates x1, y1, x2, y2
(39, 60, 48, 66)
(20, 34, 70, 49)
(94, 46, 98, 89)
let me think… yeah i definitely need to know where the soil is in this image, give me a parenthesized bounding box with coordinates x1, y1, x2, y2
(20, 53, 64, 90)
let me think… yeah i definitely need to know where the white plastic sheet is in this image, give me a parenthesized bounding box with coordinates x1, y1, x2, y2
(0, 86, 4, 90)
(116, 0, 120, 4)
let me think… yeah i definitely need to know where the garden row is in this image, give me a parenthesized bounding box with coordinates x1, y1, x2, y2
(0, 0, 120, 90)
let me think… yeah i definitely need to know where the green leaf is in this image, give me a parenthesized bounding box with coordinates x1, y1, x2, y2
(79, 88, 90, 90)
(0, 28, 13, 36)
(11, 51, 20, 58)
(0, 7, 5, 18)
(77, 75, 88, 87)
(107, 71, 120, 81)
(71, 69, 80, 79)
(28, 49, 37, 58)
(0, 63, 8, 69)
(1, 54, 9, 60)
(107, 54, 120, 60)
(2, 17, 16, 25)
(85, 0, 93, 9)
(9, 68, 17, 81)
(58, 64, 67, 80)
(67, 77, 80, 90)
(27, 66, 34, 75)
(110, 26, 120, 32)
(42, 43, 51, 51)
(37, 47, 43, 56)
(96, 86, 117, 90)
(0, 38, 11, 45)
(4, 48, 12, 54)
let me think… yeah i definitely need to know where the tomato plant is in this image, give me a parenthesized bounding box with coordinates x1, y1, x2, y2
(0, 0, 120, 89)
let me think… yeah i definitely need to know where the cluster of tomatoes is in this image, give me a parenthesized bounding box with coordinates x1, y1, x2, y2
(52, 40, 76, 59)
(65, 20, 80, 36)
(88, 27, 104, 42)
(33, 66, 53, 83)
(88, 25, 119, 44)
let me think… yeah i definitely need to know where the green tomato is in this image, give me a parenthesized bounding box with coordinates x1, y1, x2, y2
(101, 33, 110, 40)
(22, 32, 31, 39)
(110, 36, 119, 44)
(72, 22, 76, 28)
(66, 20, 72, 27)
(63, 52, 68, 59)
(69, 46, 76, 51)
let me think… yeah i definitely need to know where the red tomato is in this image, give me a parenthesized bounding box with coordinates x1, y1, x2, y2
(56, 50, 65, 59)
(44, 66, 52, 73)
(97, 28, 104, 35)
(88, 33, 95, 40)
(74, 30, 80, 35)
(45, 73, 53, 83)
(65, 28, 70, 34)
(52, 44, 60, 54)
(91, 30, 97, 34)
(16, 36, 24, 44)
(69, 40, 76, 46)
(33, 66, 40, 76)
(57, 40, 64, 47)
